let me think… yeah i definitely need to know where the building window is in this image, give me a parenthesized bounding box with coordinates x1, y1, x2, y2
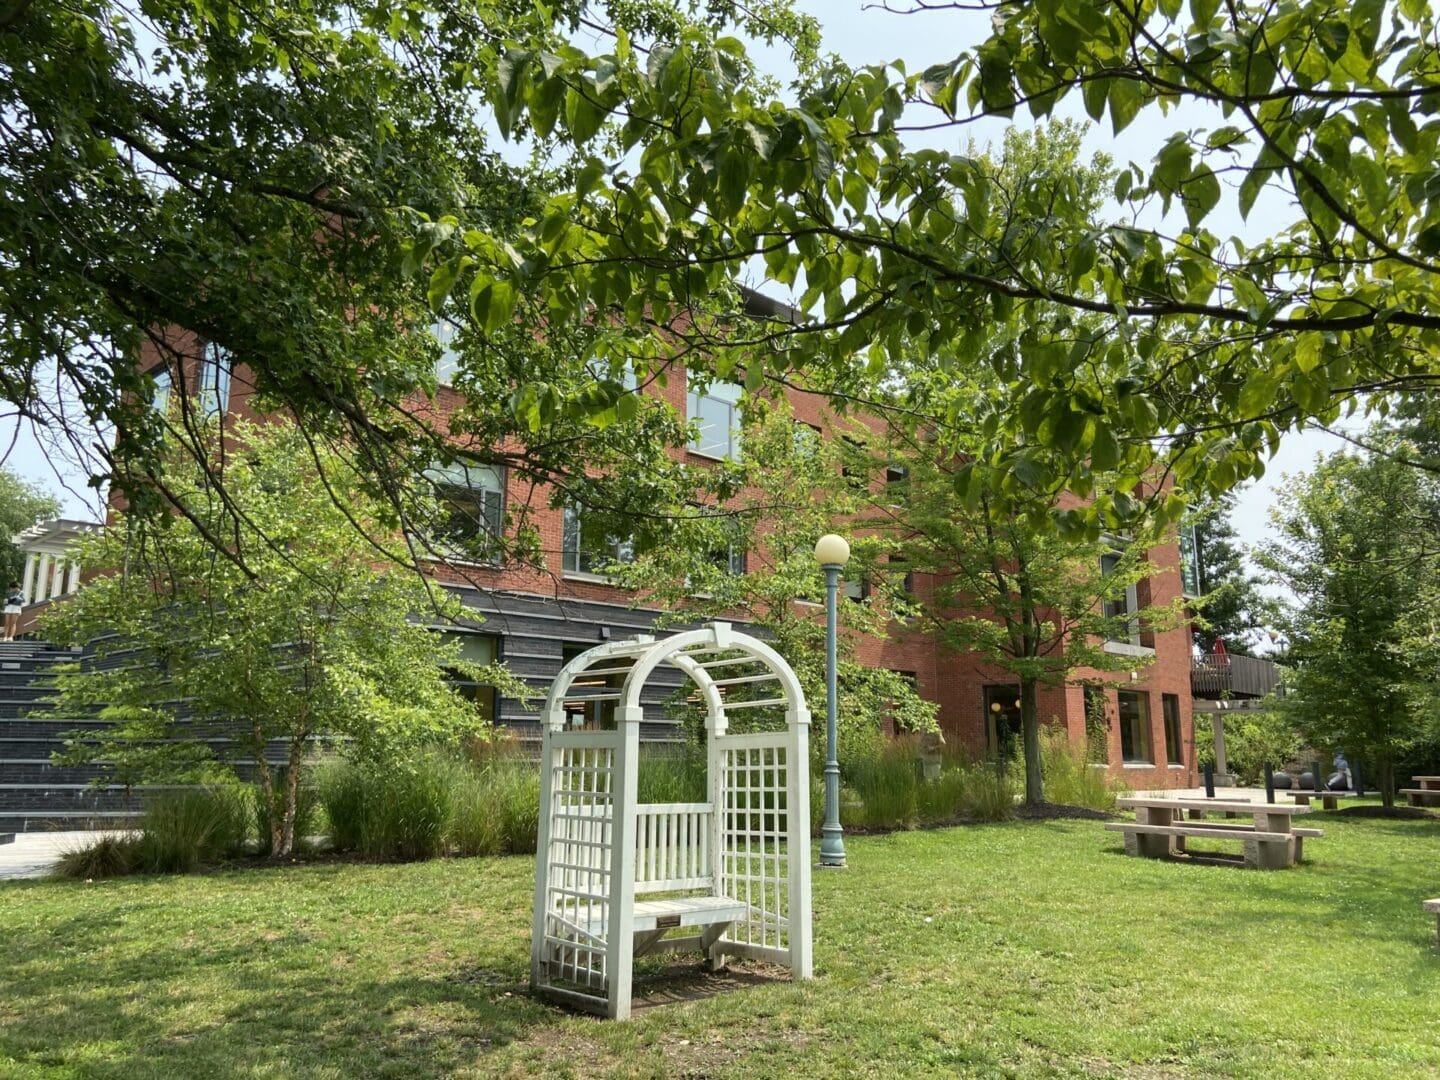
(687, 379, 743, 460)
(1101, 551, 1141, 645)
(983, 684, 1022, 760)
(843, 575, 870, 603)
(433, 316, 462, 385)
(439, 631, 501, 723)
(149, 365, 173, 413)
(198, 341, 232, 417)
(1162, 693, 1184, 765)
(889, 554, 914, 596)
(793, 422, 821, 458)
(1117, 690, 1152, 764)
(562, 505, 637, 575)
(424, 461, 505, 561)
(708, 539, 747, 577)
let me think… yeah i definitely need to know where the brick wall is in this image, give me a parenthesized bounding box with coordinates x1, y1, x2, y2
(126, 329, 1198, 790)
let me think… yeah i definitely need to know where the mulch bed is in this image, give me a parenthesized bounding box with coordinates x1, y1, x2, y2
(1014, 801, 1119, 822)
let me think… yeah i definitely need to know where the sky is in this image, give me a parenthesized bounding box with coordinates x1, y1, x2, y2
(2, 0, 1351, 577)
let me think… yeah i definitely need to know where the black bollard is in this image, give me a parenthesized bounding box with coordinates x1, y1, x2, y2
(1313, 760, 1323, 793)
(1264, 762, 1276, 804)
(1204, 763, 1215, 799)
(1353, 759, 1364, 796)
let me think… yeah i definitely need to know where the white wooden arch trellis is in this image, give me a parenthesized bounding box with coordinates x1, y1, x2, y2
(530, 621, 814, 1019)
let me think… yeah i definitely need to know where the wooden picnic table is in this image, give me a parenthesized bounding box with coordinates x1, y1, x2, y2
(1108, 797, 1318, 869)
(1401, 776, 1440, 808)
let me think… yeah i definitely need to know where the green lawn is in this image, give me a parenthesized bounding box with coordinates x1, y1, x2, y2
(2, 811, 1438, 1079)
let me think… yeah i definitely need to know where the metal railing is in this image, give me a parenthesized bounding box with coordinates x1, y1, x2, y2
(1190, 652, 1280, 699)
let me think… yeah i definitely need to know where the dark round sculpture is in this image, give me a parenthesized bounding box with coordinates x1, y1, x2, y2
(1272, 771, 1294, 789)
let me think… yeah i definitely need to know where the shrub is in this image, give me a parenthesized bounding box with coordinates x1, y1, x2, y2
(53, 833, 141, 879)
(448, 765, 506, 857)
(843, 739, 921, 830)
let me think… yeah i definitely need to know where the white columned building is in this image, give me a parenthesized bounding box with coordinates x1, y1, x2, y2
(12, 519, 101, 607)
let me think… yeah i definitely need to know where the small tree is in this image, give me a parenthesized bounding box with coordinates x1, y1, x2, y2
(610, 405, 937, 759)
(43, 421, 522, 855)
(1257, 439, 1440, 808)
(871, 441, 1185, 806)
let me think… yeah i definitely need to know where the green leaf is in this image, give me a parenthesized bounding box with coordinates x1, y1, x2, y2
(1185, 165, 1221, 231)
(1108, 80, 1143, 135)
(1090, 423, 1121, 471)
(1294, 332, 1324, 373)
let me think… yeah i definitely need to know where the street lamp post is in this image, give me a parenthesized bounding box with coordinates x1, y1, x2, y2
(814, 533, 850, 869)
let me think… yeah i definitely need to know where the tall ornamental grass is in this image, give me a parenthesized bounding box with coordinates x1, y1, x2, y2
(1030, 728, 1128, 811)
(54, 785, 253, 878)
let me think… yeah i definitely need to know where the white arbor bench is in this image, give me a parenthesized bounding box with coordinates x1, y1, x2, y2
(531, 623, 813, 1020)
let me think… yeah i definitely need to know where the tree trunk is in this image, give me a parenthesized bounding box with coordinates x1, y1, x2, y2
(1377, 751, 1395, 811)
(255, 755, 283, 857)
(276, 738, 306, 858)
(1020, 676, 1043, 806)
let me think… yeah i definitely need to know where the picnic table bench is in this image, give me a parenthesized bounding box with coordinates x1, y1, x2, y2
(1400, 776, 1440, 808)
(1106, 797, 1321, 869)
(1287, 790, 1364, 810)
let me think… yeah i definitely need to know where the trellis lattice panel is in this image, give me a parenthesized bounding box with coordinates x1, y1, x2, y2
(536, 731, 619, 999)
(715, 732, 793, 959)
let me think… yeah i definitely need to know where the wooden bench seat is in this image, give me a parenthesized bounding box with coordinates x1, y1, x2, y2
(1105, 822, 1294, 843)
(1153, 820, 1324, 839)
(1287, 791, 1361, 808)
(1105, 821, 1316, 868)
(1399, 788, 1440, 807)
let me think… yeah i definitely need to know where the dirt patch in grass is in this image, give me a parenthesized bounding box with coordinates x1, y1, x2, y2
(1336, 805, 1439, 820)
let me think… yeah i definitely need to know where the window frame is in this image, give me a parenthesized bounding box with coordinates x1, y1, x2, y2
(561, 504, 638, 577)
(424, 460, 507, 564)
(1162, 693, 1184, 766)
(433, 314, 462, 386)
(686, 379, 743, 461)
(1117, 690, 1153, 765)
(438, 630, 502, 723)
(198, 341, 232, 418)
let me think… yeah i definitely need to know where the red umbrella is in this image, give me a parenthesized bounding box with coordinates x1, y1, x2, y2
(1213, 637, 1230, 666)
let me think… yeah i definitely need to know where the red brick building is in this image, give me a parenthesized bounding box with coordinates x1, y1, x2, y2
(129, 299, 1198, 791)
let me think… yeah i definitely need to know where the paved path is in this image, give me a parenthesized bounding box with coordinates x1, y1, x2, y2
(0, 832, 100, 881)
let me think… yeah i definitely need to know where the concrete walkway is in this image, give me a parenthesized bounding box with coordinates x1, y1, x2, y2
(0, 832, 101, 881)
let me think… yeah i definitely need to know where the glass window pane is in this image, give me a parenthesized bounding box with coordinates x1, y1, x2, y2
(151, 366, 172, 412)
(1118, 691, 1151, 763)
(434, 317, 461, 384)
(199, 342, 231, 417)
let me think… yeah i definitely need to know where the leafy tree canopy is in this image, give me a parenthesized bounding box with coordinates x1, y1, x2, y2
(1184, 490, 1270, 654)
(0, 467, 62, 589)
(1, 0, 817, 567)
(1256, 433, 1440, 806)
(429, 0, 1440, 536)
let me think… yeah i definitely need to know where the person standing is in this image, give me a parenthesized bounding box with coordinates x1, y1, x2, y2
(3, 588, 24, 641)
